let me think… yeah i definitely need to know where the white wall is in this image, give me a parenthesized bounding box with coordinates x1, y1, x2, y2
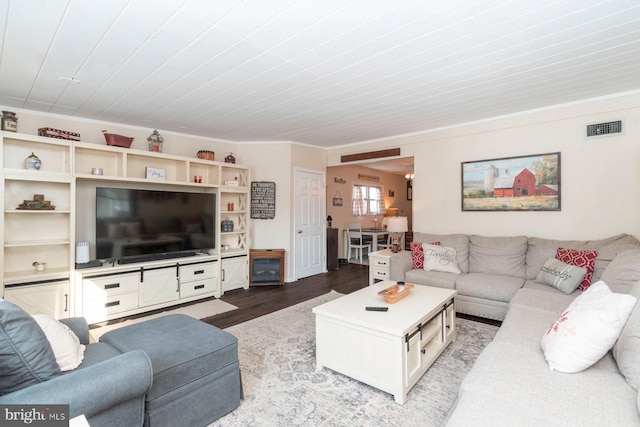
(327, 91, 640, 241)
(236, 142, 327, 282)
(236, 143, 292, 270)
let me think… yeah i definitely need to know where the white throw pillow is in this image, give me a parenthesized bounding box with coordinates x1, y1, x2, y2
(32, 314, 85, 371)
(541, 281, 637, 373)
(422, 243, 461, 274)
(536, 258, 587, 294)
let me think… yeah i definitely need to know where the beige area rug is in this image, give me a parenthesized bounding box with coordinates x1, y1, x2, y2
(211, 291, 499, 427)
(89, 299, 237, 342)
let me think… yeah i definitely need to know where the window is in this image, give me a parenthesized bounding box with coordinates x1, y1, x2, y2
(352, 184, 384, 216)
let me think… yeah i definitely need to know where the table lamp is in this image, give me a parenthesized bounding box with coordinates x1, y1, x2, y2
(327, 215, 333, 228)
(387, 216, 408, 253)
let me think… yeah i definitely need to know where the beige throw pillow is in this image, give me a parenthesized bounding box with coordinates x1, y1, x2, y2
(422, 243, 461, 274)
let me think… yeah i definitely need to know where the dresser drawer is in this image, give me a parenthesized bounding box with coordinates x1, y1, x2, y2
(84, 292, 139, 323)
(370, 257, 390, 269)
(179, 262, 216, 282)
(180, 278, 217, 298)
(371, 268, 390, 280)
(368, 251, 393, 286)
(83, 273, 139, 299)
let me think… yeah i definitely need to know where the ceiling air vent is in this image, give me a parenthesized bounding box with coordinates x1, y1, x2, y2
(586, 120, 623, 138)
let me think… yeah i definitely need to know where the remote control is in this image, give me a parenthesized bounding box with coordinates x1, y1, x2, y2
(365, 306, 388, 312)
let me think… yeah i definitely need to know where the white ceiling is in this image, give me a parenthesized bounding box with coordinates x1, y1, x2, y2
(1, 0, 640, 148)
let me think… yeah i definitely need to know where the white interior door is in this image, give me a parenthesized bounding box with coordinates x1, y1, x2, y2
(294, 169, 325, 279)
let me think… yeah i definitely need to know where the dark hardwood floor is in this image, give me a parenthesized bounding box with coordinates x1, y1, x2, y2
(203, 262, 369, 329)
(203, 262, 501, 329)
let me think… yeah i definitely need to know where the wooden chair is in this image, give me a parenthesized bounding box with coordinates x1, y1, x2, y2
(376, 218, 391, 249)
(346, 223, 372, 263)
(376, 233, 392, 250)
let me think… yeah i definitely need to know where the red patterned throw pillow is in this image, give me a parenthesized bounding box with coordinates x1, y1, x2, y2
(410, 241, 440, 270)
(556, 248, 598, 291)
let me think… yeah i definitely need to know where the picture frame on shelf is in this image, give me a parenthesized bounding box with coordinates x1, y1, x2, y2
(145, 167, 166, 181)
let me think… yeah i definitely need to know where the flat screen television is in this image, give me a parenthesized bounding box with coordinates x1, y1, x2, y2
(96, 187, 215, 262)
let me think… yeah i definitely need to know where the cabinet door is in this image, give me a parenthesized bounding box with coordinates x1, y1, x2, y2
(404, 327, 422, 385)
(4, 281, 70, 319)
(221, 256, 248, 292)
(139, 266, 179, 306)
(327, 228, 339, 270)
(444, 299, 456, 342)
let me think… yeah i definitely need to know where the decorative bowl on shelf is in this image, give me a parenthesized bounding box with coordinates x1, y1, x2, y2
(102, 130, 134, 148)
(197, 150, 215, 160)
(378, 282, 414, 304)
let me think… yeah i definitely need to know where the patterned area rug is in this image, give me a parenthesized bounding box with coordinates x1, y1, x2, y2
(211, 291, 499, 427)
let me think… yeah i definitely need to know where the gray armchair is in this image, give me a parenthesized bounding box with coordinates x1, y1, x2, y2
(0, 301, 153, 427)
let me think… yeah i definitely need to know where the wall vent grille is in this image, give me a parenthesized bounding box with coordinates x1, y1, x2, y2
(586, 120, 622, 138)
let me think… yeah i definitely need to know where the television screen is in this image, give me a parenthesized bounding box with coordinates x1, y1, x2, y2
(96, 187, 215, 261)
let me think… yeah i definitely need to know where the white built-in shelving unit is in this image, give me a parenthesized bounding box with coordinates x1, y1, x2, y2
(1, 131, 250, 321)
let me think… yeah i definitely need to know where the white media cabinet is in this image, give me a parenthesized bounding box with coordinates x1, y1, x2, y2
(1, 131, 250, 321)
(76, 255, 219, 324)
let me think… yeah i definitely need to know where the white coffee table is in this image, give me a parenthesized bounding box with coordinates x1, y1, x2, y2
(313, 280, 456, 404)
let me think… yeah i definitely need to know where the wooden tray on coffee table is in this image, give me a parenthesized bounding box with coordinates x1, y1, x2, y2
(378, 283, 414, 304)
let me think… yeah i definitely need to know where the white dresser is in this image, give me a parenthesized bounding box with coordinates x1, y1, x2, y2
(368, 249, 394, 285)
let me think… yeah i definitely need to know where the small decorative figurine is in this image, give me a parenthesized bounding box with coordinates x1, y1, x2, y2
(25, 153, 42, 170)
(147, 129, 164, 152)
(17, 194, 54, 210)
(224, 152, 236, 164)
(1, 111, 18, 132)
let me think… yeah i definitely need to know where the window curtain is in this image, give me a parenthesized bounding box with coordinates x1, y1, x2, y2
(370, 186, 384, 215)
(352, 185, 365, 216)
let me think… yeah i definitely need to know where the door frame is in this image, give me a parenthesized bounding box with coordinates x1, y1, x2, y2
(293, 167, 327, 280)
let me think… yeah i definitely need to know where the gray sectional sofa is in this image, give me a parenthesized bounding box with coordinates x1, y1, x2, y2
(389, 232, 640, 426)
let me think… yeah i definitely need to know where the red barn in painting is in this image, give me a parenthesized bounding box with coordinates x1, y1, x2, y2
(493, 169, 536, 197)
(536, 184, 558, 195)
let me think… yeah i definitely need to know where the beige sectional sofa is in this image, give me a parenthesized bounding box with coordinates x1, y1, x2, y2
(389, 232, 640, 425)
(446, 281, 640, 426)
(389, 232, 640, 321)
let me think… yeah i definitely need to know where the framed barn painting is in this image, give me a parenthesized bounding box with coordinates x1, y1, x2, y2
(461, 152, 560, 211)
